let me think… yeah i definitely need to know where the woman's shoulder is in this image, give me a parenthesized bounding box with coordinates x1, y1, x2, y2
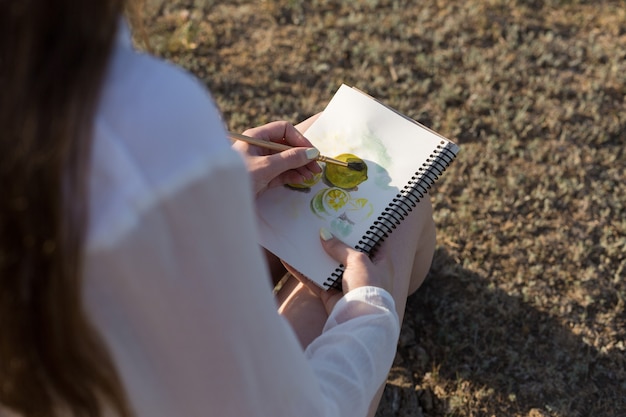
(88, 41, 245, 250)
(95, 40, 237, 179)
(100, 41, 222, 140)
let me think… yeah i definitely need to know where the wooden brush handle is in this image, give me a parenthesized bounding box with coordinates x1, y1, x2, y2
(229, 132, 349, 168)
(228, 132, 292, 152)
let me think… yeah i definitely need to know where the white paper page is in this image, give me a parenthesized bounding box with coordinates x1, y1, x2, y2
(256, 85, 457, 288)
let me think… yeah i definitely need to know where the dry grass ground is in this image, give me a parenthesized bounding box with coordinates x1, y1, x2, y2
(141, 1, 625, 415)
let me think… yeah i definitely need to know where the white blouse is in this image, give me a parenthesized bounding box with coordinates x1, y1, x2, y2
(82, 22, 400, 417)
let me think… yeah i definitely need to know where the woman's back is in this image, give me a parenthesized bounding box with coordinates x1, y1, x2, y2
(83, 20, 391, 417)
(2, 7, 429, 416)
(83, 21, 311, 416)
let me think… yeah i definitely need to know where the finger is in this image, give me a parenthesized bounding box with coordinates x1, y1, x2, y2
(318, 228, 357, 266)
(266, 170, 309, 190)
(261, 147, 320, 185)
(283, 124, 316, 148)
(297, 159, 323, 176)
(241, 122, 322, 175)
(306, 159, 323, 174)
(290, 161, 323, 178)
(243, 121, 315, 148)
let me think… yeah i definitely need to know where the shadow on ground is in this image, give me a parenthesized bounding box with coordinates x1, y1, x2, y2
(377, 248, 626, 417)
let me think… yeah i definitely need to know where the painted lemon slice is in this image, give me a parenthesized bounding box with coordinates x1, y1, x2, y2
(310, 187, 350, 219)
(324, 153, 368, 189)
(345, 197, 374, 223)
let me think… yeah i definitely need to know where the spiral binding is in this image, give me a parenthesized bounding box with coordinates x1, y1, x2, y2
(322, 141, 458, 290)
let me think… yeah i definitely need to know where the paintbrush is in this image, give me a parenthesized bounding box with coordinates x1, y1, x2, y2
(228, 132, 365, 171)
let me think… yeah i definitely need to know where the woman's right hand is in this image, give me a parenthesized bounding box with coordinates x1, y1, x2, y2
(232, 121, 322, 197)
(284, 228, 394, 314)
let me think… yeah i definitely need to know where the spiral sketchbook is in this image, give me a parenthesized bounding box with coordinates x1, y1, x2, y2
(256, 84, 459, 290)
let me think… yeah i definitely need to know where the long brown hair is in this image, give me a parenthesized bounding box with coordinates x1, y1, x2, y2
(0, 1, 132, 416)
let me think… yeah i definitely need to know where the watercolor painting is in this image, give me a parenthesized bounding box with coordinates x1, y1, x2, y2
(283, 126, 396, 238)
(256, 84, 458, 289)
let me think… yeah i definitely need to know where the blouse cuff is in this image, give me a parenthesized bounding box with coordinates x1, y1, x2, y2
(324, 286, 400, 332)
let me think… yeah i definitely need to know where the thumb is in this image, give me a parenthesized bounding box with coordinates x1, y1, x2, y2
(320, 227, 379, 295)
(319, 227, 352, 265)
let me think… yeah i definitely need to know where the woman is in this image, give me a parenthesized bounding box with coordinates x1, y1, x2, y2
(0, 1, 435, 416)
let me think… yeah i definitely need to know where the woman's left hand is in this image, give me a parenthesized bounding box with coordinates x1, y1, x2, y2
(232, 121, 323, 197)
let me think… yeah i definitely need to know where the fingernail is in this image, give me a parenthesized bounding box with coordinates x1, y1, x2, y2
(319, 227, 333, 241)
(305, 148, 320, 160)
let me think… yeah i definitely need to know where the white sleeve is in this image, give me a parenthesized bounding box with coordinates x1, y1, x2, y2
(85, 45, 400, 416)
(305, 287, 401, 416)
(85, 161, 400, 417)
